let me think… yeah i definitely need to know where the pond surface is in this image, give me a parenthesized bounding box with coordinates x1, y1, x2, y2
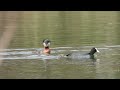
(0, 11, 120, 79)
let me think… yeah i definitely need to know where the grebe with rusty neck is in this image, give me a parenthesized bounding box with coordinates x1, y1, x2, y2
(42, 39, 51, 55)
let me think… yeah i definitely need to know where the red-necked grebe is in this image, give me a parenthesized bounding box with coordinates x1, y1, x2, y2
(42, 39, 51, 55)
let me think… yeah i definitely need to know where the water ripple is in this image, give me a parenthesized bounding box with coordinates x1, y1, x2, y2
(0, 45, 120, 60)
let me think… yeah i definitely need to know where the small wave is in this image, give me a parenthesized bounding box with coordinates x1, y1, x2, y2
(0, 54, 61, 60)
(105, 45, 120, 48)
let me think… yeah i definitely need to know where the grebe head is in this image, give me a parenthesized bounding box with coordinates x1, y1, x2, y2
(42, 39, 51, 54)
(43, 39, 51, 48)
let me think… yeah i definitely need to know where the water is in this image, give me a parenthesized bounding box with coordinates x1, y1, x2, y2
(0, 11, 120, 79)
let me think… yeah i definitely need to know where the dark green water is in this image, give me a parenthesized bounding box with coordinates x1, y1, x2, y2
(0, 11, 120, 79)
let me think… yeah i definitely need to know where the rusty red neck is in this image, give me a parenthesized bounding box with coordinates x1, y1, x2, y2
(43, 46, 50, 54)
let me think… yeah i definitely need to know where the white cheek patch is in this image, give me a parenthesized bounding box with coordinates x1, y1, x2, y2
(43, 43, 47, 47)
(95, 48, 100, 53)
(43, 42, 50, 47)
(48, 42, 50, 46)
